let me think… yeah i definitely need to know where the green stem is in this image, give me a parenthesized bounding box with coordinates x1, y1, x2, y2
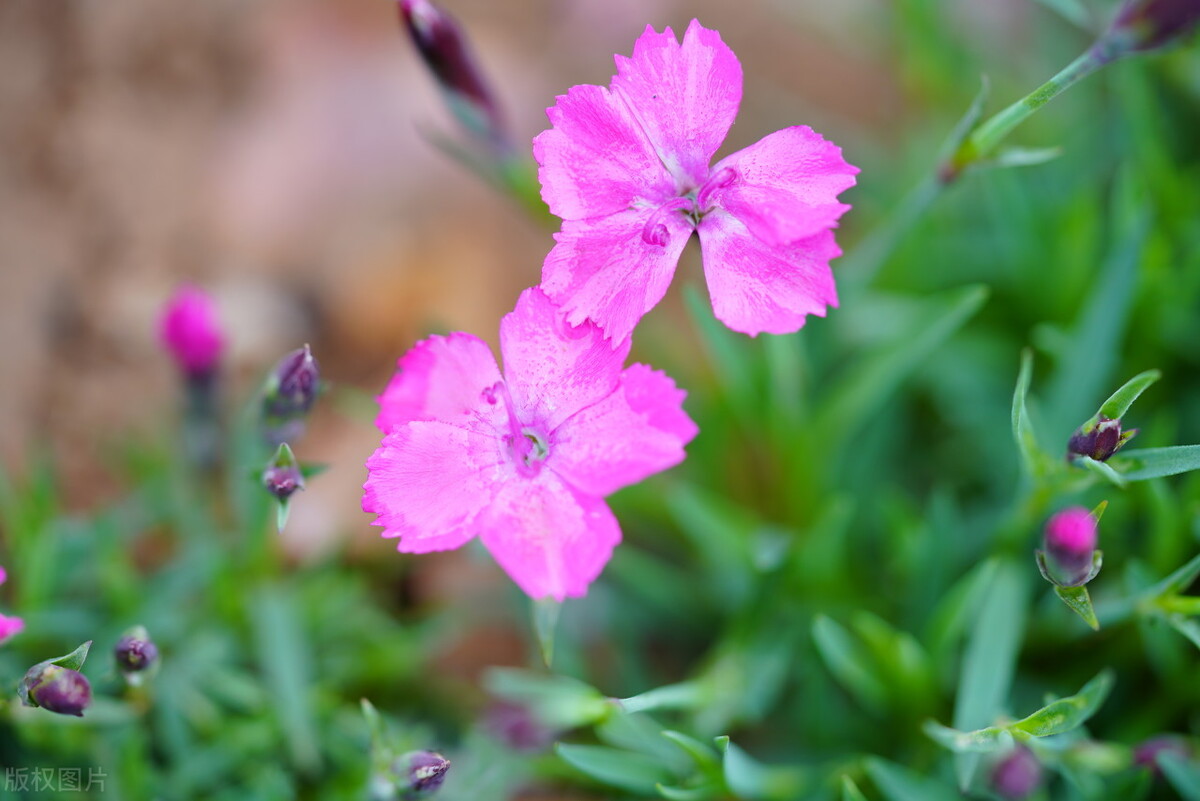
(955, 47, 1107, 170)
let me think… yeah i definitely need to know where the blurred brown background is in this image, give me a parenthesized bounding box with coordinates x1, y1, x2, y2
(2, 0, 1028, 552)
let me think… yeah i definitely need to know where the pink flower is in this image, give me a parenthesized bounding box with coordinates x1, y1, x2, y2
(362, 288, 697, 600)
(534, 20, 858, 343)
(0, 566, 23, 645)
(159, 285, 225, 376)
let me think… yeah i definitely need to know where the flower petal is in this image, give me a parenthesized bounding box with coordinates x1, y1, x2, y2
(534, 83, 676, 220)
(551, 363, 697, 497)
(540, 208, 692, 345)
(697, 210, 840, 336)
(499, 287, 633, 430)
(707, 126, 858, 246)
(375, 332, 502, 433)
(479, 474, 621, 600)
(0, 613, 24, 645)
(362, 420, 504, 552)
(611, 20, 742, 189)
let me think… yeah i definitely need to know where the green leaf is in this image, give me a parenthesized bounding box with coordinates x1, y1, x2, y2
(1164, 615, 1200, 651)
(661, 730, 721, 773)
(1073, 455, 1128, 488)
(657, 784, 720, 801)
(1158, 752, 1200, 801)
(1146, 552, 1200, 598)
(922, 720, 1010, 753)
(619, 682, 703, 715)
(1054, 584, 1100, 630)
(1011, 349, 1040, 474)
(597, 713, 691, 774)
(989, 146, 1063, 169)
(484, 669, 611, 729)
(864, 758, 962, 801)
(714, 736, 807, 800)
(1117, 446, 1200, 482)
(1030, 0, 1091, 27)
(51, 640, 92, 671)
(532, 597, 561, 668)
(556, 744, 672, 794)
(952, 559, 1028, 788)
(252, 585, 321, 773)
(812, 615, 887, 714)
(1008, 669, 1115, 737)
(1098, 369, 1161, 421)
(813, 285, 989, 442)
(841, 775, 871, 801)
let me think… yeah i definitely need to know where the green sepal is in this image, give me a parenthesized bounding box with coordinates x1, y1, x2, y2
(1054, 584, 1101, 630)
(1097, 369, 1161, 422)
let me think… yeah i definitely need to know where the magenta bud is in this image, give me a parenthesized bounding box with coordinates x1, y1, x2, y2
(398, 0, 509, 152)
(990, 746, 1044, 800)
(159, 285, 225, 377)
(1104, 0, 1200, 56)
(263, 443, 305, 502)
(115, 626, 159, 676)
(1038, 507, 1101, 587)
(25, 665, 92, 717)
(1133, 734, 1193, 776)
(263, 345, 320, 421)
(394, 750, 450, 797)
(1067, 416, 1136, 462)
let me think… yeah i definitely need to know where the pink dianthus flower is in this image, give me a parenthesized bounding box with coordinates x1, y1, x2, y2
(159, 285, 225, 376)
(534, 20, 858, 343)
(362, 288, 697, 600)
(0, 565, 24, 646)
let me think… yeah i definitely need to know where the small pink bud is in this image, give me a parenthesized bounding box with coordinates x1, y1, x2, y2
(159, 285, 225, 377)
(1040, 507, 1100, 587)
(990, 746, 1044, 800)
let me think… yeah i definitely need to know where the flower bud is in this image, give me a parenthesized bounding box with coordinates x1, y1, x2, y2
(393, 751, 450, 798)
(990, 746, 1044, 800)
(263, 345, 320, 420)
(398, 0, 510, 154)
(1101, 0, 1200, 58)
(264, 443, 305, 502)
(23, 665, 92, 717)
(1037, 507, 1102, 587)
(159, 285, 225, 377)
(1133, 734, 1193, 776)
(1067, 416, 1136, 462)
(114, 626, 159, 683)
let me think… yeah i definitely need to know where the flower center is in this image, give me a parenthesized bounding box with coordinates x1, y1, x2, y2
(639, 168, 739, 247)
(482, 381, 550, 477)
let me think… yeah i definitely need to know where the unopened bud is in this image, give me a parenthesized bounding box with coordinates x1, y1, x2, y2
(1101, 0, 1200, 59)
(1037, 507, 1102, 587)
(1067, 416, 1136, 462)
(990, 746, 1044, 800)
(23, 665, 92, 717)
(263, 345, 320, 421)
(399, 0, 509, 154)
(159, 285, 225, 377)
(264, 443, 305, 502)
(1133, 734, 1193, 776)
(115, 626, 159, 684)
(394, 751, 450, 798)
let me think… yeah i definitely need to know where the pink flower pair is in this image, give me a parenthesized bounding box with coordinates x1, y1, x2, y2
(364, 20, 856, 599)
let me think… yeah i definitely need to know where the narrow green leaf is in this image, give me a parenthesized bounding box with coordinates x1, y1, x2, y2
(1164, 615, 1200, 651)
(684, 284, 757, 422)
(1098, 369, 1161, 421)
(842, 775, 870, 801)
(252, 585, 321, 773)
(484, 668, 610, 729)
(864, 758, 962, 801)
(1158, 752, 1200, 801)
(1053, 584, 1100, 630)
(661, 730, 721, 773)
(715, 736, 807, 800)
(1009, 669, 1114, 737)
(1073, 455, 1128, 488)
(1011, 349, 1040, 474)
(814, 285, 988, 442)
(922, 720, 1010, 753)
(556, 744, 672, 794)
(597, 713, 690, 774)
(812, 615, 887, 714)
(657, 784, 719, 801)
(1146, 552, 1200, 598)
(1117, 446, 1200, 482)
(619, 682, 703, 715)
(990, 146, 1063, 169)
(532, 597, 560, 668)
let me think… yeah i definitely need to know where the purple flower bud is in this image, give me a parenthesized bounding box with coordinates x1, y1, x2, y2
(394, 750, 450, 797)
(263, 345, 320, 422)
(263, 443, 305, 502)
(990, 746, 1044, 800)
(115, 626, 159, 675)
(1103, 0, 1200, 57)
(1038, 507, 1101, 587)
(398, 0, 509, 153)
(1067, 416, 1136, 462)
(25, 665, 92, 717)
(159, 285, 225, 377)
(1133, 734, 1193, 776)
